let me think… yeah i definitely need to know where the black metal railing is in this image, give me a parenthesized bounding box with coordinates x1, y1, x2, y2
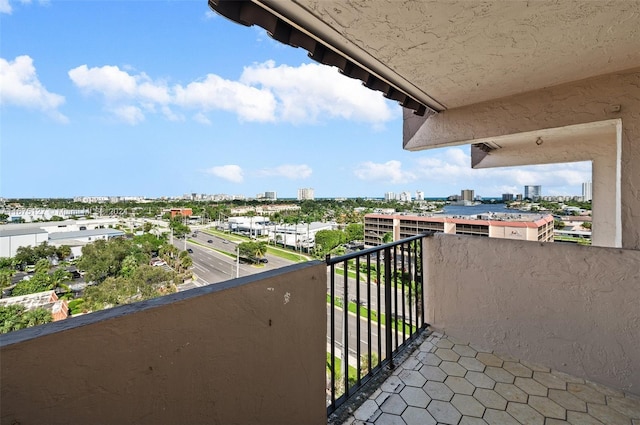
(325, 233, 432, 415)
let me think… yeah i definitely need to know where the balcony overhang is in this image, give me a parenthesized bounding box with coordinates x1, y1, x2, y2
(209, 0, 640, 111)
(208, 0, 438, 116)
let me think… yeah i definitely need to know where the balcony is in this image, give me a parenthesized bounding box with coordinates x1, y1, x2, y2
(2, 234, 639, 424)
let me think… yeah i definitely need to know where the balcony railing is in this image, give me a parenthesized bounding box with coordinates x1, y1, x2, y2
(325, 233, 432, 415)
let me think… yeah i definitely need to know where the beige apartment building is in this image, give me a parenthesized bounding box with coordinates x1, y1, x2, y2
(364, 212, 554, 246)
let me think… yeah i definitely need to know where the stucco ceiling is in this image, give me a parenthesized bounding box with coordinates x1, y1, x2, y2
(258, 0, 640, 110)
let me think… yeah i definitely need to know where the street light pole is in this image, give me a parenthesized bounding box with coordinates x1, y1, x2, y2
(236, 245, 240, 278)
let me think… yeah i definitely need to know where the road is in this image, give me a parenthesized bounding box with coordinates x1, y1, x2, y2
(173, 231, 296, 285)
(327, 304, 389, 368)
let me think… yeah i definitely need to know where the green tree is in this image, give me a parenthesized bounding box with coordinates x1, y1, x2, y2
(315, 230, 344, 253)
(160, 244, 179, 260)
(33, 241, 56, 260)
(553, 220, 566, 229)
(169, 216, 191, 239)
(143, 221, 153, 233)
(78, 238, 135, 282)
(382, 232, 394, 243)
(55, 245, 72, 261)
(345, 223, 364, 242)
(0, 305, 52, 334)
(120, 254, 139, 278)
(180, 255, 193, 271)
(582, 222, 592, 229)
(83, 265, 176, 310)
(12, 273, 50, 296)
(0, 269, 14, 288)
(14, 246, 37, 269)
(133, 233, 165, 256)
(34, 258, 51, 275)
(238, 241, 268, 262)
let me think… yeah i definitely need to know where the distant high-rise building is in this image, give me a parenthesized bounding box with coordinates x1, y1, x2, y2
(264, 191, 277, 200)
(399, 191, 412, 202)
(297, 188, 314, 200)
(516, 194, 523, 201)
(524, 185, 541, 200)
(461, 189, 474, 201)
(582, 181, 592, 202)
(502, 193, 514, 201)
(384, 192, 396, 202)
(415, 191, 424, 201)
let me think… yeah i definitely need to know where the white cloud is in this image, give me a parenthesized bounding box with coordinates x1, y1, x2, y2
(161, 106, 183, 122)
(206, 165, 244, 183)
(204, 10, 217, 20)
(174, 74, 276, 122)
(412, 147, 591, 195)
(193, 112, 211, 125)
(0, 55, 67, 122)
(0, 0, 12, 14)
(354, 147, 591, 195)
(240, 61, 396, 124)
(1, 0, 47, 14)
(354, 160, 417, 184)
(67, 60, 397, 126)
(257, 164, 312, 180)
(69, 64, 140, 100)
(112, 105, 144, 125)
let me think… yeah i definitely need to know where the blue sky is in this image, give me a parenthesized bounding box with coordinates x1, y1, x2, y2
(0, 0, 591, 199)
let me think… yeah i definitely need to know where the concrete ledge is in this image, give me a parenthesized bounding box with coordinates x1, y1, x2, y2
(1, 261, 327, 425)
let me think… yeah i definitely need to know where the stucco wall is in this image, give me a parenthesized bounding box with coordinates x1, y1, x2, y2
(404, 68, 640, 249)
(423, 233, 640, 394)
(0, 262, 327, 425)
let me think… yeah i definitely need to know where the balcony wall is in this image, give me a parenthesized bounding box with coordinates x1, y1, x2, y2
(424, 233, 640, 394)
(1, 261, 327, 425)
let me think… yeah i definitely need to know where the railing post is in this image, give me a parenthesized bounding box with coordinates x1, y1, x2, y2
(384, 246, 393, 368)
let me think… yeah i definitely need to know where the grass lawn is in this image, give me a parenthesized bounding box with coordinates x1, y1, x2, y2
(326, 294, 416, 333)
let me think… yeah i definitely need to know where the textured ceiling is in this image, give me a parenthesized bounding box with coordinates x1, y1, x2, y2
(285, 0, 640, 109)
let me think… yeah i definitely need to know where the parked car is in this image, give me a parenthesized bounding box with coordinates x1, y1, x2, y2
(207, 240, 213, 243)
(187, 248, 193, 253)
(259, 258, 268, 263)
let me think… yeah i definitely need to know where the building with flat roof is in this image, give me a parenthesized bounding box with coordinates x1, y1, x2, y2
(0, 290, 69, 321)
(297, 188, 315, 201)
(582, 181, 593, 202)
(0, 227, 48, 257)
(169, 208, 192, 218)
(364, 212, 554, 246)
(524, 185, 542, 201)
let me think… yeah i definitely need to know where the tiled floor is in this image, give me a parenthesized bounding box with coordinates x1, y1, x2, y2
(342, 332, 640, 425)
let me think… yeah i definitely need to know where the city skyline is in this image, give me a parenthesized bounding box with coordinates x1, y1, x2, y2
(1, 1, 591, 199)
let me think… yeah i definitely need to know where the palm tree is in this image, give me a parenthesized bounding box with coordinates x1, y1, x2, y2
(254, 242, 267, 259)
(180, 255, 193, 271)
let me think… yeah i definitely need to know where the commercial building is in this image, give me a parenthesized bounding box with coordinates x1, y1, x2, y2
(0, 218, 120, 257)
(364, 212, 554, 246)
(169, 208, 192, 218)
(48, 229, 126, 258)
(0, 227, 48, 258)
(524, 185, 542, 200)
(502, 193, 514, 201)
